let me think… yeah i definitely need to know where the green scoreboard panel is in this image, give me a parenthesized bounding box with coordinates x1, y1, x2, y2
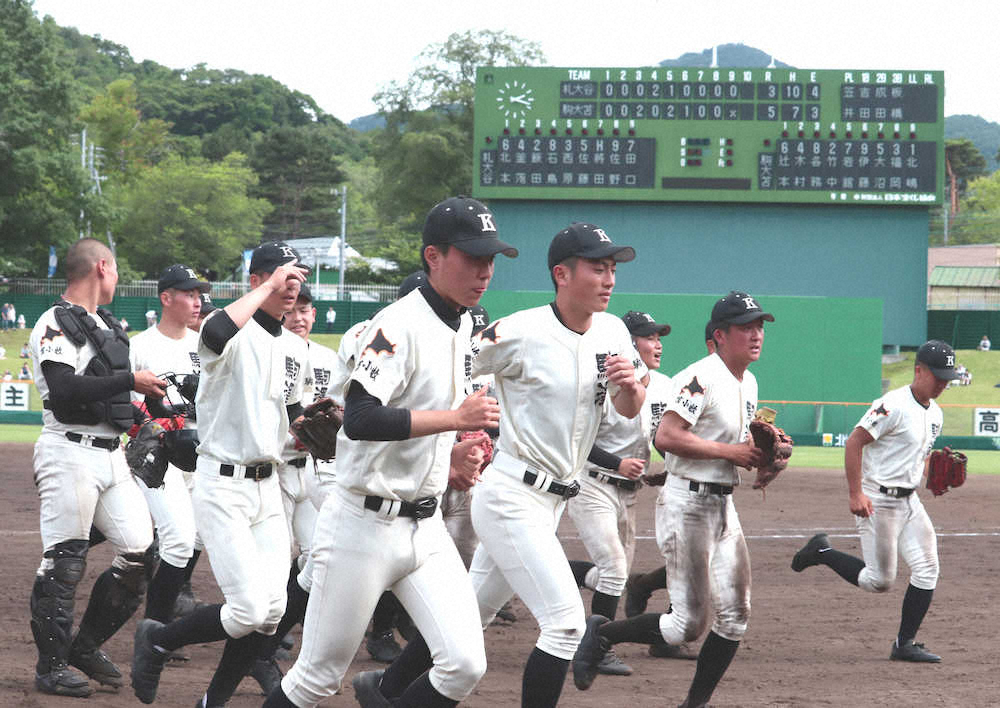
(473, 66, 944, 205)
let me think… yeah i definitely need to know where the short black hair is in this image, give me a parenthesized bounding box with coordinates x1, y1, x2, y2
(550, 256, 578, 292)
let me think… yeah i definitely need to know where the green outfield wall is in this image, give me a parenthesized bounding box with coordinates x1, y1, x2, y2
(485, 200, 929, 348)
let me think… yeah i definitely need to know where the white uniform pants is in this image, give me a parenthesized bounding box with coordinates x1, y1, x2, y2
(469, 466, 586, 660)
(33, 430, 153, 561)
(278, 460, 318, 564)
(441, 486, 478, 568)
(655, 475, 751, 644)
(139, 464, 196, 568)
(193, 457, 289, 638)
(281, 484, 486, 706)
(298, 460, 337, 591)
(566, 472, 638, 596)
(856, 482, 939, 592)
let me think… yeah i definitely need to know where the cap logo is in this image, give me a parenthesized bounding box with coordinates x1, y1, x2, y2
(185, 268, 196, 279)
(946, 354, 954, 367)
(477, 213, 497, 233)
(594, 228, 611, 243)
(741, 296, 759, 310)
(279, 245, 296, 259)
(643, 313, 654, 323)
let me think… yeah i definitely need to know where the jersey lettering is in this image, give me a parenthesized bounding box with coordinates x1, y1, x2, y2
(313, 367, 331, 398)
(283, 355, 301, 402)
(595, 352, 609, 406)
(188, 351, 201, 372)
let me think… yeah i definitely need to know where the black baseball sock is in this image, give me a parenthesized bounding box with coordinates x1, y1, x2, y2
(183, 549, 201, 583)
(897, 584, 934, 645)
(568, 560, 595, 588)
(521, 647, 568, 708)
(821, 549, 866, 586)
(260, 562, 311, 659)
(372, 591, 398, 635)
(591, 591, 619, 620)
(205, 631, 268, 706)
(685, 631, 739, 707)
(632, 565, 667, 594)
(262, 682, 296, 707)
(379, 634, 431, 699)
(145, 560, 187, 622)
(600, 612, 663, 646)
(393, 672, 458, 708)
(152, 603, 227, 651)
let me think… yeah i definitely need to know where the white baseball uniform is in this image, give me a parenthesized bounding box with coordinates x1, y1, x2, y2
(568, 368, 672, 597)
(657, 352, 755, 645)
(852, 385, 941, 593)
(128, 326, 200, 568)
(468, 305, 646, 660)
(279, 289, 486, 706)
(193, 310, 306, 639)
(31, 306, 153, 559)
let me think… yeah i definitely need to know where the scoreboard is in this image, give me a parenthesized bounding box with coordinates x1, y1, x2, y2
(472, 66, 945, 205)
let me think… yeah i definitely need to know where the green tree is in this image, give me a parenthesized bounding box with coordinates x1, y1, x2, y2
(945, 138, 988, 200)
(112, 153, 270, 277)
(947, 171, 1000, 244)
(0, 0, 90, 277)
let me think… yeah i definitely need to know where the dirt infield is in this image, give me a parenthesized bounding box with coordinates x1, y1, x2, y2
(2, 441, 997, 707)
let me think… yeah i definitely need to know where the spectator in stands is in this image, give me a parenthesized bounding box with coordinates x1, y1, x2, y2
(325, 305, 336, 333)
(20, 343, 31, 358)
(19, 363, 31, 380)
(978, 335, 991, 352)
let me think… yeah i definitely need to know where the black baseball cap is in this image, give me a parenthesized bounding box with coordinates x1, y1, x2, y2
(158, 264, 210, 293)
(916, 340, 960, 380)
(423, 196, 518, 258)
(469, 304, 490, 335)
(397, 271, 427, 299)
(705, 320, 716, 342)
(199, 293, 216, 315)
(710, 291, 774, 326)
(297, 284, 313, 303)
(548, 223, 636, 270)
(622, 310, 670, 337)
(249, 241, 306, 275)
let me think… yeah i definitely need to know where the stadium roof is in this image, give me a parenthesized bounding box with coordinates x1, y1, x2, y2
(929, 266, 1000, 288)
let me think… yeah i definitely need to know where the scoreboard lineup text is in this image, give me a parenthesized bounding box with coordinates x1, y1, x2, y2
(472, 67, 945, 205)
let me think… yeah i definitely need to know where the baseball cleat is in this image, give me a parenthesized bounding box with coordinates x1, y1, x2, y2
(624, 573, 652, 617)
(352, 669, 392, 708)
(35, 663, 95, 697)
(495, 601, 517, 623)
(596, 648, 633, 675)
(649, 641, 698, 660)
(791, 533, 831, 572)
(572, 614, 610, 690)
(69, 645, 124, 688)
(131, 618, 169, 704)
(366, 630, 402, 663)
(250, 656, 284, 695)
(890, 639, 941, 663)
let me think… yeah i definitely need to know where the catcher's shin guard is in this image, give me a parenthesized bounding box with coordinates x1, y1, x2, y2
(31, 540, 89, 675)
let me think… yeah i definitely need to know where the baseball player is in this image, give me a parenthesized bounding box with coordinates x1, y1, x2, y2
(263, 196, 516, 708)
(28, 237, 165, 697)
(128, 264, 209, 627)
(573, 291, 770, 708)
(791, 340, 960, 663)
(131, 241, 309, 707)
(566, 310, 672, 676)
(359, 223, 646, 708)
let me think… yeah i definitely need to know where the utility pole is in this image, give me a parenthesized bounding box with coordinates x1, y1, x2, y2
(338, 185, 347, 300)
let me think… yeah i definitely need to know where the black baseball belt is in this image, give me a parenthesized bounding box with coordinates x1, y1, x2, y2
(65, 432, 121, 451)
(288, 457, 308, 468)
(524, 469, 580, 499)
(589, 470, 641, 492)
(220, 462, 273, 481)
(689, 480, 733, 496)
(364, 495, 438, 519)
(879, 485, 915, 498)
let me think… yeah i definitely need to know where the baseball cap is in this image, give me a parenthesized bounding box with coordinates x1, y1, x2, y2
(622, 310, 670, 337)
(423, 196, 518, 258)
(198, 293, 217, 316)
(469, 304, 490, 335)
(397, 271, 428, 299)
(705, 320, 716, 342)
(916, 340, 961, 380)
(547, 223, 636, 271)
(158, 264, 210, 293)
(297, 284, 313, 303)
(710, 291, 774, 326)
(249, 241, 306, 275)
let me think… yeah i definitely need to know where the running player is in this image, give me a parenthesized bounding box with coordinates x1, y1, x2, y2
(264, 196, 516, 708)
(29, 238, 164, 697)
(573, 291, 769, 708)
(131, 242, 309, 707)
(791, 340, 959, 663)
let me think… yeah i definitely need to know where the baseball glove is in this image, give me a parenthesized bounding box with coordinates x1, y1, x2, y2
(162, 428, 200, 472)
(926, 447, 968, 496)
(125, 419, 169, 489)
(749, 418, 794, 490)
(290, 397, 344, 461)
(458, 430, 494, 472)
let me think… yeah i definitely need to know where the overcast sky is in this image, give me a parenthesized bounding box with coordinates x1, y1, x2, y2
(32, 0, 1000, 125)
